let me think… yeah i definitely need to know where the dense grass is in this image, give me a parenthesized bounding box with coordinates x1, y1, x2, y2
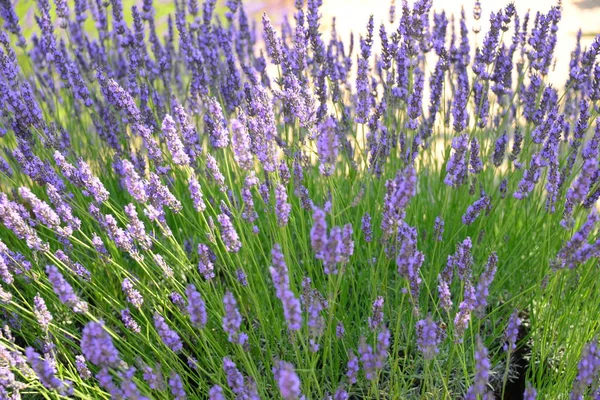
(1, 0, 600, 399)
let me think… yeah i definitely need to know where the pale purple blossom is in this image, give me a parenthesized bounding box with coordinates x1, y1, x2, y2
(222, 291, 248, 345)
(153, 312, 183, 353)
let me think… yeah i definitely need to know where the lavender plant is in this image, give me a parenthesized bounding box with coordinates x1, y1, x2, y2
(1, 0, 600, 398)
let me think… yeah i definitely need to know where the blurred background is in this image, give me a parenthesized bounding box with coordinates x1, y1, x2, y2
(10, 0, 600, 82)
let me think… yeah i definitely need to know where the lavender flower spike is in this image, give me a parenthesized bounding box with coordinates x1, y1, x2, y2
(504, 310, 521, 352)
(209, 385, 226, 400)
(275, 184, 292, 227)
(465, 337, 492, 399)
(162, 114, 190, 166)
(416, 315, 441, 360)
(186, 284, 208, 328)
(222, 291, 248, 345)
(153, 313, 183, 353)
(273, 361, 302, 400)
(204, 97, 230, 149)
(217, 213, 242, 252)
(571, 339, 600, 399)
(33, 293, 53, 330)
(270, 244, 303, 331)
(46, 265, 88, 313)
(317, 116, 339, 176)
(26, 348, 71, 394)
(81, 321, 121, 367)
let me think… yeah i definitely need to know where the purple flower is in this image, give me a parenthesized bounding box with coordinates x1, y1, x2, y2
(475, 252, 498, 315)
(18, 187, 62, 234)
(336, 322, 345, 338)
(355, 17, 374, 124)
(0, 194, 46, 252)
(170, 292, 186, 311)
(96, 367, 122, 398)
(504, 310, 521, 352)
(246, 82, 277, 172)
(75, 355, 91, 380)
(369, 296, 385, 330)
(222, 291, 248, 345)
(306, 289, 326, 351)
(514, 154, 543, 200)
(173, 100, 201, 163)
(396, 222, 425, 301)
(469, 139, 483, 174)
(120, 368, 148, 400)
(416, 316, 441, 360)
(275, 184, 292, 227)
(46, 265, 88, 313)
(448, 237, 473, 280)
(524, 382, 537, 400)
(571, 340, 600, 399)
(334, 386, 349, 400)
(217, 213, 241, 252)
(361, 213, 372, 243)
(146, 173, 182, 214)
(223, 357, 245, 397)
(454, 279, 476, 341)
(374, 328, 391, 370)
(154, 254, 174, 279)
(231, 117, 253, 170)
(433, 216, 444, 242)
(555, 211, 599, 269)
(33, 293, 53, 330)
(493, 133, 509, 167)
(118, 159, 148, 204)
(445, 134, 469, 187)
(54, 250, 91, 281)
(562, 158, 598, 227)
(273, 361, 302, 400)
(197, 243, 216, 280)
(209, 385, 226, 400)
(188, 176, 207, 212)
(121, 309, 140, 333)
(206, 154, 226, 192)
(317, 117, 339, 176)
(169, 373, 186, 400)
(452, 67, 469, 133)
(262, 13, 282, 64)
(53, 152, 110, 203)
(122, 278, 144, 310)
(162, 114, 190, 166)
(236, 268, 248, 286)
(270, 244, 302, 331)
(96, 367, 124, 399)
(0, 0, 26, 46)
(186, 284, 207, 328)
(25, 347, 71, 394)
(310, 208, 328, 256)
(346, 351, 359, 384)
(81, 321, 120, 367)
(359, 328, 390, 381)
(462, 196, 491, 226)
(204, 97, 229, 149)
(153, 313, 183, 353)
(381, 167, 417, 238)
(124, 204, 152, 251)
(46, 184, 80, 232)
(465, 337, 492, 399)
(510, 129, 523, 161)
(142, 363, 165, 390)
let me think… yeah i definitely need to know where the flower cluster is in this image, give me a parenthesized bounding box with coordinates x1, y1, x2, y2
(0, 0, 599, 399)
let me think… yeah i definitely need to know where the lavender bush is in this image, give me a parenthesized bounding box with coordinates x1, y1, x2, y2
(1, 0, 600, 398)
